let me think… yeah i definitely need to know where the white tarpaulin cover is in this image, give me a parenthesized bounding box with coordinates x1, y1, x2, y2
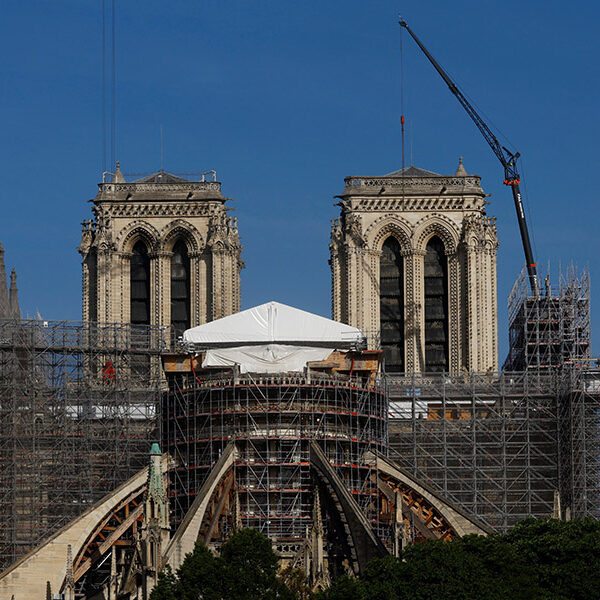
(183, 301, 363, 346)
(202, 344, 332, 374)
(183, 301, 364, 374)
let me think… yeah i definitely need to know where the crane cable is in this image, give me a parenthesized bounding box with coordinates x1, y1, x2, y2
(399, 24, 406, 171)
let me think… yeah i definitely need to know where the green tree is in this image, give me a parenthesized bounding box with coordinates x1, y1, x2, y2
(149, 566, 178, 600)
(176, 541, 221, 600)
(321, 518, 600, 600)
(151, 529, 297, 600)
(504, 517, 600, 600)
(279, 566, 315, 600)
(220, 528, 294, 600)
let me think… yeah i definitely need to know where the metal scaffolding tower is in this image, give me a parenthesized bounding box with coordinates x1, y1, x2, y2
(387, 367, 600, 532)
(559, 365, 600, 519)
(504, 266, 591, 372)
(162, 369, 387, 554)
(387, 371, 559, 531)
(0, 319, 167, 569)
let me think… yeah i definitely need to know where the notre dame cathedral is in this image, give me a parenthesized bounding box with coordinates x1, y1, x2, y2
(78, 158, 498, 373)
(330, 159, 498, 374)
(78, 164, 243, 336)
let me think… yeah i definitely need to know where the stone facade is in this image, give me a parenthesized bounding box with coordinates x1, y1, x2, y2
(78, 164, 243, 331)
(330, 160, 498, 373)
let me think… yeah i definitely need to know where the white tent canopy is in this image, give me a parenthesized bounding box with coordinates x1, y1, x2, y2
(182, 302, 364, 374)
(183, 301, 363, 347)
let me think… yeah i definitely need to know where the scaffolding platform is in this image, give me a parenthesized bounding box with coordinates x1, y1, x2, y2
(504, 266, 591, 372)
(387, 368, 600, 531)
(0, 319, 167, 569)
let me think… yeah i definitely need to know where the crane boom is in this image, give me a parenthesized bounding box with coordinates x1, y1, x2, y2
(399, 18, 539, 296)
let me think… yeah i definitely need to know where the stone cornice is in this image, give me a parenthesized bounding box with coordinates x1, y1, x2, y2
(341, 175, 484, 197)
(345, 196, 486, 212)
(95, 203, 221, 218)
(97, 181, 222, 195)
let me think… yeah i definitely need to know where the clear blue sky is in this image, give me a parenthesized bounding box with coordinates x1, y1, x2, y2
(1, 0, 598, 360)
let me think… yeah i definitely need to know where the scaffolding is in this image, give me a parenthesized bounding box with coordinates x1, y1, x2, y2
(387, 368, 600, 531)
(504, 266, 591, 372)
(559, 365, 600, 520)
(162, 369, 387, 552)
(0, 319, 167, 569)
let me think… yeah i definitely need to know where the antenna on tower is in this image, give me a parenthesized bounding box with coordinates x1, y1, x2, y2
(160, 125, 164, 171)
(101, 0, 117, 173)
(399, 17, 406, 171)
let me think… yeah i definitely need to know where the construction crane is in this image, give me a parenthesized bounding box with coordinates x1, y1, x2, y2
(399, 18, 539, 296)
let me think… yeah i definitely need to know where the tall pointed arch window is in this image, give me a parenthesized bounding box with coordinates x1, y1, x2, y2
(380, 237, 404, 372)
(424, 236, 449, 372)
(130, 241, 150, 326)
(171, 240, 190, 336)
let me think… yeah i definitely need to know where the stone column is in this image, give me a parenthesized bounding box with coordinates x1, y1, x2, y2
(96, 247, 112, 323)
(81, 254, 90, 322)
(490, 245, 499, 371)
(365, 250, 381, 342)
(447, 251, 461, 374)
(365, 248, 381, 349)
(118, 251, 132, 324)
(234, 254, 242, 314)
(465, 245, 479, 371)
(406, 249, 425, 373)
(150, 251, 171, 328)
(330, 247, 341, 322)
(211, 248, 225, 320)
(344, 249, 357, 327)
(189, 250, 204, 326)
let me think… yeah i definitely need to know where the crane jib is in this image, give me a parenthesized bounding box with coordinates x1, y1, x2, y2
(399, 18, 539, 296)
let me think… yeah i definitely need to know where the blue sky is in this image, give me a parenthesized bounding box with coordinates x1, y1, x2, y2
(1, 0, 598, 359)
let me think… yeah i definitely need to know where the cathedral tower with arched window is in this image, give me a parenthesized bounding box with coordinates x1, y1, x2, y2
(78, 164, 243, 334)
(330, 160, 498, 373)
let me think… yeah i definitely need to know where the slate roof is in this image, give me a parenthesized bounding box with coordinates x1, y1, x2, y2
(384, 165, 441, 177)
(133, 170, 189, 184)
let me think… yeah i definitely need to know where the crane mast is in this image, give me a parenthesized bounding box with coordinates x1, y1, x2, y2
(399, 18, 539, 296)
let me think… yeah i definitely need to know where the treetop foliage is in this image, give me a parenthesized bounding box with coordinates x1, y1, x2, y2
(150, 519, 600, 600)
(149, 529, 293, 600)
(319, 517, 600, 600)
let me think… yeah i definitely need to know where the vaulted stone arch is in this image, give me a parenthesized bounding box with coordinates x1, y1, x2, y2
(413, 215, 460, 255)
(365, 215, 412, 252)
(160, 220, 204, 253)
(116, 221, 161, 254)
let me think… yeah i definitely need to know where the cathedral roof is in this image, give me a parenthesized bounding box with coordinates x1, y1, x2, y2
(384, 165, 441, 177)
(133, 170, 190, 184)
(95, 163, 225, 202)
(340, 158, 483, 198)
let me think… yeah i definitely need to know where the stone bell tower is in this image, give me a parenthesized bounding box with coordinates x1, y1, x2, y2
(78, 164, 243, 334)
(330, 159, 498, 374)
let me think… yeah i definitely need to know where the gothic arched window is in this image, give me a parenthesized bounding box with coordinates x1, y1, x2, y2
(130, 241, 150, 325)
(424, 236, 449, 372)
(171, 240, 190, 336)
(380, 237, 404, 372)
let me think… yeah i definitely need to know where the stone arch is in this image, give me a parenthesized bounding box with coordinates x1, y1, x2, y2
(116, 221, 161, 253)
(366, 216, 412, 253)
(160, 220, 203, 253)
(414, 215, 460, 255)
